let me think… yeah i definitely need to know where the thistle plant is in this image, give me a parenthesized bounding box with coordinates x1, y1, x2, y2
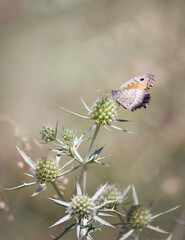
(40, 124, 57, 142)
(5, 147, 80, 197)
(61, 127, 75, 143)
(4, 90, 180, 240)
(96, 184, 131, 208)
(62, 97, 131, 133)
(35, 157, 59, 183)
(118, 186, 179, 240)
(49, 181, 120, 240)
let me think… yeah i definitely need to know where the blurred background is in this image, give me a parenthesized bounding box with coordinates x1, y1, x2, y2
(0, 0, 185, 239)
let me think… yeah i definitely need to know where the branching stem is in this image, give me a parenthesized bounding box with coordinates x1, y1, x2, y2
(82, 124, 101, 194)
(52, 182, 66, 201)
(82, 165, 87, 195)
(84, 124, 101, 163)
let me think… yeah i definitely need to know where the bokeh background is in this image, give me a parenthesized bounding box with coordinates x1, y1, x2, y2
(0, 0, 185, 239)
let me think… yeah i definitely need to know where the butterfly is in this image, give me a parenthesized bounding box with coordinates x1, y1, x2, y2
(111, 74, 155, 111)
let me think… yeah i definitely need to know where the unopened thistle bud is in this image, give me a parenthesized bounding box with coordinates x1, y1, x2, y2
(35, 157, 59, 183)
(67, 195, 96, 221)
(40, 125, 56, 142)
(61, 127, 75, 142)
(89, 97, 117, 125)
(97, 184, 123, 208)
(127, 205, 151, 229)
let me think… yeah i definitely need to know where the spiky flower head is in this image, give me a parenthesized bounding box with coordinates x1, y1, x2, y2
(89, 97, 117, 125)
(67, 195, 96, 223)
(50, 182, 118, 239)
(35, 157, 59, 183)
(40, 125, 56, 142)
(97, 184, 123, 208)
(127, 205, 152, 229)
(61, 127, 75, 143)
(118, 186, 180, 239)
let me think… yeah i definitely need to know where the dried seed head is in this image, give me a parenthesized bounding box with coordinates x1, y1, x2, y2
(127, 205, 151, 229)
(40, 125, 56, 142)
(35, 157, 59, 183)
(97, 184, 123, 208)
(61, 127, 75, 143)
(68, 195, 96, 221)
(89, 97, 117, 125)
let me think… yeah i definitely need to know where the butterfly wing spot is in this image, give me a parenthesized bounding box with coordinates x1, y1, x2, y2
(140, 78, 144, 81)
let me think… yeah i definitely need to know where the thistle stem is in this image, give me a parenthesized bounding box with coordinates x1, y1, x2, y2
(84, 124, 101, 163)
(82, 165, 87, 195)
(115, 207, 125, 224)
(52, 182, 66, 201)
(82, 124, 101, 194)
(117, 211, 125, 224)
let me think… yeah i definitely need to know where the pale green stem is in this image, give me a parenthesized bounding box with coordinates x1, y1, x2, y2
(82, 165, 87, 195)
(82, 124, 101, 194)
(52, 182, 66, 201)
(84, 124, 101, 163)
(115, 206, 125, 224)
(117, 211, 125, 224)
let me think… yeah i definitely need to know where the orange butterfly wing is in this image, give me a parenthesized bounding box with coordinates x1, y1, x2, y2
(123, 82, 148, 90)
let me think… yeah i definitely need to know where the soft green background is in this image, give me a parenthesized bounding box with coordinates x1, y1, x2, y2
(0, 0, 185, 239)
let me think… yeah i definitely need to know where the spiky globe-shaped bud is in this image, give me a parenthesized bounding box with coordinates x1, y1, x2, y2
(61, 127, 75, 142)
(89, 97, 117, 125)
(127, 205, 151, 229)
(40, 125, 56, 142)
(97, 184, 123, 208)
(35, 158, 59, 183)
(68, 195, 96, 221)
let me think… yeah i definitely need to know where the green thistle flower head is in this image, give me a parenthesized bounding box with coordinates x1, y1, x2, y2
(67, 195, 96, 221)
(35, 157, 59, 183)
(127, 205, 152, 229)
(40, 125, 56, 142)
(61, 127, 75, 142)
(97, 184, 123, 208)
(89, 97, 117, 125)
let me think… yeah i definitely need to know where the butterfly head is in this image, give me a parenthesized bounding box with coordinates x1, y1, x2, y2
(110, 90, 118, 99)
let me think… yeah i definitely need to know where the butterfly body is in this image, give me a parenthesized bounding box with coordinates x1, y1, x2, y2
(111, 74, 155, 111)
